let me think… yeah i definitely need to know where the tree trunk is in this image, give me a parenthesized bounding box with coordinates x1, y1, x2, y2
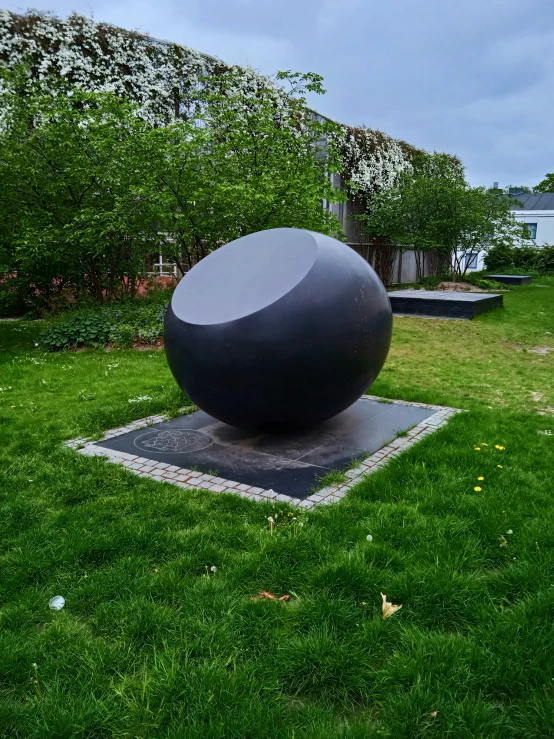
(373, 238, 397, 286)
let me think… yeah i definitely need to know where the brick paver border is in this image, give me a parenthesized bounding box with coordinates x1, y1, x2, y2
(64, 396, 462, 509)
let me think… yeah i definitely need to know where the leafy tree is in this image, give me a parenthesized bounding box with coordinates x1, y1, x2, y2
(534, 174, 554, 193)
(142, 70, 344, 274)
(0, 69, 343, 310)
(359, 153, 525, 280)
(0, 74, 160, 307)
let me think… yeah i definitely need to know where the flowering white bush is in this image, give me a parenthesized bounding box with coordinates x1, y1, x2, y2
(0, 10, 285, 125)
(0, 10, 418, 197)
(337, 126, 414, 198)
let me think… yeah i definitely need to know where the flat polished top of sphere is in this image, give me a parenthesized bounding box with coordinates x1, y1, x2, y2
(172, 228, 317, 325)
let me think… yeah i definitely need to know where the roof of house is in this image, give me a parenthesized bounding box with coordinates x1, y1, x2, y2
(509, 192, 554, 211)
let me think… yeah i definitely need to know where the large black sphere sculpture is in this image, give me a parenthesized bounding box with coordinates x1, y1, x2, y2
(165, 228, 392, 430)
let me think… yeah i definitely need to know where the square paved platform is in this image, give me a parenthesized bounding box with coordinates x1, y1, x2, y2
(388, 290, 503, 319)
(66, 396, 461, 508)
(487, 274, 532, 285)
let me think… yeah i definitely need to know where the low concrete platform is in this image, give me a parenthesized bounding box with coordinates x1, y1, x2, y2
(388, 290, 503, 319)
(487, 274, 532, 285)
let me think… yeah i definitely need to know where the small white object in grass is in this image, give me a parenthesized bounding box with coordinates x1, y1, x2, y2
(210, 565, 217, 573)
(507, 530, 513, 535)
(366, 534, 373, 541)
(49, 596, 65, 611)
(128, 395, 153, 403)
(267, 516, 275, 523)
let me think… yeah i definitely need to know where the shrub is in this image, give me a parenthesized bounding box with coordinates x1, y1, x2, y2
(483, 244, 515, 272)
(109, 323, 136, 349)
(419, 275, 446, 290)
(40, 312, 112, 351)
(484, 243, 554, 275)
(536, 245, 554, 273)
(40, 289, 171, 351)
(513, 246, 541, 270)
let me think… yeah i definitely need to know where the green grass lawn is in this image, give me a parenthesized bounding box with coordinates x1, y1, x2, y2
(1, 281, 554, 738)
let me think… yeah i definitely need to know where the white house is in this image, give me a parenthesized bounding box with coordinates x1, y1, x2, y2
(509, 192, 554, 245)
(464, 191, 554, 273)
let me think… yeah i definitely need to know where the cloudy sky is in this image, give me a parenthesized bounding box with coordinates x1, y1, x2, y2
(5, 0, 554, 187)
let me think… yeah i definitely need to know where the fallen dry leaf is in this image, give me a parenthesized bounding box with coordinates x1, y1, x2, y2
(251, 591, 289, 602)
(381, 592, 402, 619)
(430, 711, 438, 718)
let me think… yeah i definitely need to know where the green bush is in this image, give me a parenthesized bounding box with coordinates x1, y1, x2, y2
(109, 323, 136, 349)
(419, 275, 446, 290)
(39, 288, 172, 351)
(513, 246, 541, 269)
(40, 312, 112, 350)
(484, 243, 554, 275)
(483, 244, 515, 272)
(536, 245, 554, 273)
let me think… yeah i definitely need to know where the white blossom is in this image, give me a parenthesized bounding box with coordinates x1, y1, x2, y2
(337, 126, 413, 197)
(1, 10, 417, 196)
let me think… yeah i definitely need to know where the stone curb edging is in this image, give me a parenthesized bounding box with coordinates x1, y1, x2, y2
(64, 395, 462, 509)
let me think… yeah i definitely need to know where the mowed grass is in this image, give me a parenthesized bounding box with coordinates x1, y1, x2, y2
(1, 281, 554, 738)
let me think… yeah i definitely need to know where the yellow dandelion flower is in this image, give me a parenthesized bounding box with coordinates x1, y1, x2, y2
(477, 476, 484, 481)
(495, 445, 505, 451)
(474, 486, 482, 492)
(481, 443, 488, 446)
(474, 447, 481, 451)
(497, 464, 503, 468)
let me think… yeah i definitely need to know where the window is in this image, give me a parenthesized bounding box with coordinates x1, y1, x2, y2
(525, 223, 537, 239)
(147, 253, 177, 277)
(465, 252, 479, 270)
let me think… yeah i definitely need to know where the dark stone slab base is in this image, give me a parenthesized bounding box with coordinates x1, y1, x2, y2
(388, 290, 503, 319)
(94, 398, 434, 499)
(488, 275, 532, 285)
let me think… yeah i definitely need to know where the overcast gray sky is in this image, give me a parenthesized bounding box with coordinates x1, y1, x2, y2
(5, 0, 554, 187)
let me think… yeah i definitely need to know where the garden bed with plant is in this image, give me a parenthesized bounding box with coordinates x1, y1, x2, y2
(37, 289, 172, 351)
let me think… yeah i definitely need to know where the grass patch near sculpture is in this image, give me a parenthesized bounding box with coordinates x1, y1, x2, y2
(1, 279, 554, 737)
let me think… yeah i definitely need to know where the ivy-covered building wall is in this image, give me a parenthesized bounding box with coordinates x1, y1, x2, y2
(0, 9, 443, 282)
